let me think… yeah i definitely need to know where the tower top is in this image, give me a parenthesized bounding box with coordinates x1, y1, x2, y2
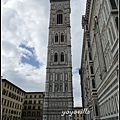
(50, 0, 70, 3)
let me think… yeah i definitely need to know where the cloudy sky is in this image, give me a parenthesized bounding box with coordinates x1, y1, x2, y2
(2, 0, 86, 107)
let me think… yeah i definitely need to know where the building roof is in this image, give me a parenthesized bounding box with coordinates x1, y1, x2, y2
(2, 79, 44, 94)
(2, 78, 26, 93)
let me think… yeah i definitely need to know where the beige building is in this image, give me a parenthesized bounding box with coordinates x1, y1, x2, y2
(21, 92, 44, 120)
(2, 78, 44, 120)
(2, 79, 26, 120)
(80, 0, 118, 120)
(74, 107, 83, 120)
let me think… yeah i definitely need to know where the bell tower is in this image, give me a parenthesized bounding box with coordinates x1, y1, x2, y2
(43, 0, 74, 119)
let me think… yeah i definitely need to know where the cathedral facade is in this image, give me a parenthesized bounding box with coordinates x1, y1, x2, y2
(80, 0, 118, 120)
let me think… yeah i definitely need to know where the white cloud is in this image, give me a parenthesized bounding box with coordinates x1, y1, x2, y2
(2, 0, 86, 107)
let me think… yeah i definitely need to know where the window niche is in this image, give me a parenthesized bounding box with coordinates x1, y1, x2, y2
(92, 79, 96, 88)
(90, 66, 94, 74)
(61, 52, 64, 62)
(95, 104, 99, 116)
(55, 84, 58, 92)
(61, 33, 64, 42)
(115, 17, 118, 29)
(65, 84, 68, 92)
(60, 85, 63, 91)
(57, 14, 63, 24)
(55, 33, 58, 43)
(49, 85, 52, 92)
(89, 52, 92, 60)
(56, 10, 63, 25)
(54, 53, 58, 62)
(87, 41, 91, 48)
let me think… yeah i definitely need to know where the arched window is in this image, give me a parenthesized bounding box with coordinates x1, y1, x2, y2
(92, 79, 96, 88)
(61, 33, 64, 42)
(89, 52, 92, 60)
(90, 66, 94, 74)
(55, 33, 58, 42)
(54, 53, 58, 62)
(57, 14, 63, 24)
(61, 52, 64, 62)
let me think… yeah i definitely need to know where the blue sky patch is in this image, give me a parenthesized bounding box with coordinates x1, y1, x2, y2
(73, 68, 80, 74)
(19, 44, 42, 68)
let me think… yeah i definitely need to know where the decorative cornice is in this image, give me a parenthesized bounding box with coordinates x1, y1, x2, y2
(85, 0, 91, 20)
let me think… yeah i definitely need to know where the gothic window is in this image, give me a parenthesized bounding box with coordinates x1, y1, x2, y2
(55, 33, 58, 42)
(108, 28, 113, 45)
(111, 96, 114, 114)
(65, 73, 68, 80)
(89, 52, 92, 60)
(105, 1, 109, 15)
(114, 94, 118, 112)
(110, 0, 117, 9)
(85, 53, 87, 60)
(60, 74, 63, 80)
(88, 41, 90, 48)
(50, 74, 53, 81)
(55, 74, 58, 80)
(92, 79, 96, 88)
(95, 104, 99, 116)
(61, 33, 64, 42)
(54, 53, 58, 62)
(110, 22, 116, 41)
(61, 52, 64, 62)
(49, 85, 52, 92)
(103, 6, 107, 21)
(55, 84, 58, 91)
(115, 17, 118, 29)
(57, 14, 63, 24)
(86, 25, 88, 30)
(60, 85, 62, 91)
(65, 84, 68, 92)
(90, 66, 94, 74)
